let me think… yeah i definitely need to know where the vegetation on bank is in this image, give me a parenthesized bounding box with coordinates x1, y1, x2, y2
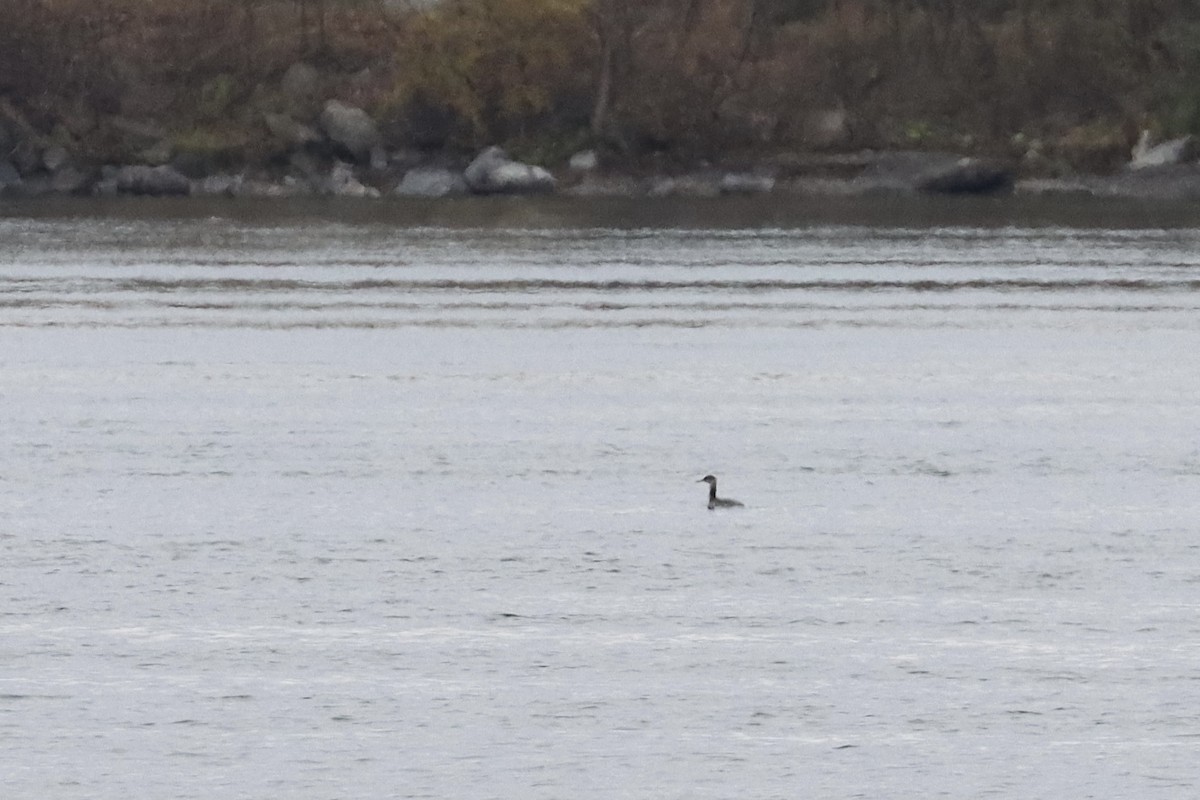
(2, 0, 1200, 171)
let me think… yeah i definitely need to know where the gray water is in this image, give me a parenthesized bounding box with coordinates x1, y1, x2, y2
(3, 201, 1200, 799)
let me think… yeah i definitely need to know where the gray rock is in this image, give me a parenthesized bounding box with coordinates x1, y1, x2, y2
(464, 146, 556, 194)
(394, 166, 468, 197)
(50, 165, 91, 195)
(804, 108, 851, 150)
(42, 145, 71, 172)
(719, 172, 776, 195)
(324, 160, 380, 198)
(263, 111, 322, 148)
(369, 145, 388, 172)
(319, 100, 381, 163)
(1129, 130, 1194, 170)
(648, 174, 720, 198)
(193, 173, 243, 196)
(568, 149, 599, 172)
(113, 164, 191, 196)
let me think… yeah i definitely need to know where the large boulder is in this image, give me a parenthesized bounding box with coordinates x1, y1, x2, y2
(192, 173, 242, 197)
(111, 164, 191, 196)
(50, 165, 91, 195)
(319, 100, 381, 163)
(324, 161, 380, 198)
(42, 145, 70, 172)
(803, 107, 851, 150)
(394, 166, 468, 197)
(568, 149, 599, 172)
(719, 172, 776, 195)
(463, 146, 555, 194)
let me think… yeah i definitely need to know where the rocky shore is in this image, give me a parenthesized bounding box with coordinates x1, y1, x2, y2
(3, 65, 1199, 204)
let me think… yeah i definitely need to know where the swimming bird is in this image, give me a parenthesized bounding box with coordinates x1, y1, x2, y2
(698, 474, 743, 510)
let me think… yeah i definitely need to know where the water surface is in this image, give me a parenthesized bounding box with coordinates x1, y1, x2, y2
(2, 199, 1200, 798)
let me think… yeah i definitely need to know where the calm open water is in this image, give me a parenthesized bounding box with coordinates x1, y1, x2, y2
(2, 198, 1200, 799)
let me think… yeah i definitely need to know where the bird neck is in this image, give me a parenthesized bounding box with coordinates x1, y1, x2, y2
(708, 483, 717, 502)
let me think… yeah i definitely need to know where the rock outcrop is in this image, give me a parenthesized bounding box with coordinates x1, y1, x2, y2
(568, 150, 599, 172)
(719, 172, 776, 195)
(319, 100, 382, 164)
(463, 146, 555, 194)
(324, 160, 380, 198)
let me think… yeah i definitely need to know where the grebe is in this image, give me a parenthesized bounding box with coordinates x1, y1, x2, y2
(698, 475, 743, 510)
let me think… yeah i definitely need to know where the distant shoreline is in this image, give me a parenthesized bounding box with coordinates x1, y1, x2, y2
(6, 187, 1200, 232)
(5, 147, 1200, 206)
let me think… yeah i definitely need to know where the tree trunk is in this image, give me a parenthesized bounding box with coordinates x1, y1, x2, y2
(591, 27, 614, 137)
